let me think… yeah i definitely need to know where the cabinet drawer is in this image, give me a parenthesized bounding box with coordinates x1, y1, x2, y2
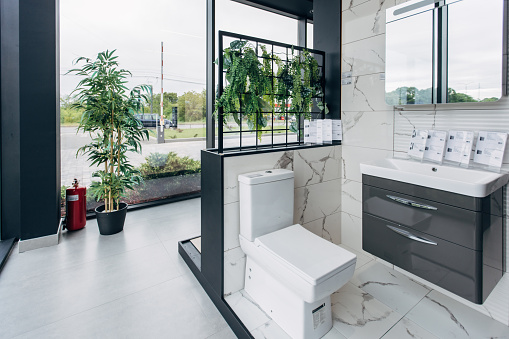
(363, 213, 482, 303)
(363, 185, 482, 250)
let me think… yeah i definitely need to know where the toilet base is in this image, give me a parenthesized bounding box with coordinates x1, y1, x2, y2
(245, 257, 333, 339)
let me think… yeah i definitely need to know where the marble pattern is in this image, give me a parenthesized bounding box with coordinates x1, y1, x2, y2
(341, 74, 389, 112)
(223, 247, 246, 297)
(223, 151, 293, 205)
(341, 111, 394, 151)
(294, 179, 341, 225)
(342, 34, 386, 77)
(223, 202, 240, 251)
(351, 262, 431, 315)
(406, 290, 509, 339)
(340, 0, 509, 330)
(303, 212, 342, 245)
(341, 179, 362, 219)
(228, 261, 509, 339)
(341, 212, 363, 254)
(294, 146, 341, 188)
(331, 282, 403, 339)
(341, 145, 393, 182)
(381, 317, 439, 339)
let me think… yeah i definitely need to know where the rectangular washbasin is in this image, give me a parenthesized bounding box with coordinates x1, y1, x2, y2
(360, 158, 509, 198)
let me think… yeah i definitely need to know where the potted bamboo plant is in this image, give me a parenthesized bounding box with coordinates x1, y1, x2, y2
(69, 50, 150, 235)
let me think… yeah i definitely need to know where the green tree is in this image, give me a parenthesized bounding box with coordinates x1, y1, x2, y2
(448, 88, 477, 103)
(143, 91, 178, 117)
(177, 90, 206, 122)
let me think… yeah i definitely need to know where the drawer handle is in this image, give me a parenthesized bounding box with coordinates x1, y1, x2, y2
(386, 225, 438, 246)
(386, 195, 437, 211)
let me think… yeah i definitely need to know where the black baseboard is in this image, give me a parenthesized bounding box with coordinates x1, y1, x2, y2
(178, 240, 253, 339)
(0, 238, 16, 274)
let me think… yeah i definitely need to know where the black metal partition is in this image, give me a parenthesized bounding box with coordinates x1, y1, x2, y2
(217, 31, 326, 153)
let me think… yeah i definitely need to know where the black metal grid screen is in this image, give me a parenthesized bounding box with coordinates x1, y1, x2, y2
(217, 31, 326, 153)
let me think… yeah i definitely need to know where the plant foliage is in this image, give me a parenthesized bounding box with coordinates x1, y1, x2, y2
(68, 50, 150, 212)
(215, 40, 328, 138)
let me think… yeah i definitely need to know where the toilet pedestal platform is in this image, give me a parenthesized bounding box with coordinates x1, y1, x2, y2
(245, 257, 333, 339)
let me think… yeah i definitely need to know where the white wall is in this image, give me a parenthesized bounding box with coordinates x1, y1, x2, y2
(341, 0, 509, 325)
(222, 146, 342, 296)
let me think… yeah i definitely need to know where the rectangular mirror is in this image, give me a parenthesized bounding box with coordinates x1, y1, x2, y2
(385, 0, 505, 105)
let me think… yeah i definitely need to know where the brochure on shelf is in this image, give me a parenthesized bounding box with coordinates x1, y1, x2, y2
(423, 130, 448, 164)
(304, 120, 317, 144)
(332, 119, 342, 141)
(473, 131, 507, 171)
(444, 130, 474, 166)
(318, 119, 332, 144)
(408, 129, 428, 161)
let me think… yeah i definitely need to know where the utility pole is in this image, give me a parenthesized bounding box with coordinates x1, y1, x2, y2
(157, 42, 165, 143)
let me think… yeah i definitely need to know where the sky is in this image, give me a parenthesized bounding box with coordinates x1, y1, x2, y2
(385, 0, 504, 100)
(60, 0, 302, 98)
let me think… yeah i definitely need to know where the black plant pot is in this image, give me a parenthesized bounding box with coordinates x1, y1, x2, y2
(95, 203, 128, 235)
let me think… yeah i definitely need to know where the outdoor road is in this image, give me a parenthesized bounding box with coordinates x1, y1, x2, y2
(61, 126, 293, 187)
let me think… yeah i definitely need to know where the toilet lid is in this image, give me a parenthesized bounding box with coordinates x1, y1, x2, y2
(254, 225, 357, 285)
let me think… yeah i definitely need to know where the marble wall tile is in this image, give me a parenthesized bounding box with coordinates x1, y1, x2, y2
(251, 320, 291, 339)
(393, 110, 437, 153)
(342, 0, 399, 45)
(341, 179, 362, 219)
(342, 34, 385, 77)
(338, 244, 375, 271)
(294, 179, 341, 225)
(341, 212, 363, 253)
(224, 202, 240, 251)
(342, 0, 370, 12)
(294, 146, 340, 188)
(331, 282, 403, 339)
(223, 247, 246, 297)
(342, 111, 394, 151)
(342, 146, 393, 182)
(224, 291, 270, 331)
(341, 74, 389, 112)
(406, 290, 509, 338)
(223, 151, 294, 205)
(351, 262, 431, 315)
(303, 212, 342, 245)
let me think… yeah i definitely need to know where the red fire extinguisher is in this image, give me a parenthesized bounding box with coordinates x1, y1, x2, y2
(65, 178, 86, 231)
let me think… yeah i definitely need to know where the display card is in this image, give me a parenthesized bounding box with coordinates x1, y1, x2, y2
(408, 129, 428, 160)
(473, 131, 508, 169)
(444, 130, 474, 165)
(420, 130, 446, 163)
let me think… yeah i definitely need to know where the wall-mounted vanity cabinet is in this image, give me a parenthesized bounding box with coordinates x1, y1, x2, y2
(362, 174, 504, 304)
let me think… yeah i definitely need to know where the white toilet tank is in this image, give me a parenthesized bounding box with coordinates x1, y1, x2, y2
(238, 169, 294, 241)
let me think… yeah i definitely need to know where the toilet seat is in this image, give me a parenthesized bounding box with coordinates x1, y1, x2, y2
(240, 224, 357, 303)
(255, 224, 357, 285)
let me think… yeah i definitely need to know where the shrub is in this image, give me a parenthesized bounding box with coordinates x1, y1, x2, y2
(138, 152, 201, 178)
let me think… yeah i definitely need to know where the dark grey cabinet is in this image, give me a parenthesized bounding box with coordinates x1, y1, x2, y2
(362, 175, 504, 304)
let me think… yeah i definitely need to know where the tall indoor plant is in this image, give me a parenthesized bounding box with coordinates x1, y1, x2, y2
(69, 50, 150, 235)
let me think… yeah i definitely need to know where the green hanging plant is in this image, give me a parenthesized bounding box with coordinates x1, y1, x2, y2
(215, 40, 272, 140)
(215, 39, 329, 140)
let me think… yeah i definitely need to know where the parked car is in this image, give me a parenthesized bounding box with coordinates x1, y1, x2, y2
(135, 114, 176, 128)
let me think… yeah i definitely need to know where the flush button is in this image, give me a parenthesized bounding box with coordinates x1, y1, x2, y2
(265, 170, 272, 173)
(432, 167, 438, 172)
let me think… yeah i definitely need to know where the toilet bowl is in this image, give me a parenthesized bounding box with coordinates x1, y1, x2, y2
(238, 169, 357, 339)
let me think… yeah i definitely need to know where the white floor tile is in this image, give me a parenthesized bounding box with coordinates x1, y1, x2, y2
(331, 283, 403, 339)
(406, 290, 509, 339)
(251, 320, 292, 339)
(350, 262, 431, 314)
(381, 317, 439, 339)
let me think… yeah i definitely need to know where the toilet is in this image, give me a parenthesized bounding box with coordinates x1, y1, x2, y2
(238, 169, 357, 339)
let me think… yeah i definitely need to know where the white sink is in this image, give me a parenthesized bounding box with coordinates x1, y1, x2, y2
(360, 158, 509, 198)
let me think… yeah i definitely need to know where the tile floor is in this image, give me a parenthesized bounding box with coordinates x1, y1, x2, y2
(0, 198, 236, 339)
(2, 198, 508, 339)
(226, 245, 509, 339)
